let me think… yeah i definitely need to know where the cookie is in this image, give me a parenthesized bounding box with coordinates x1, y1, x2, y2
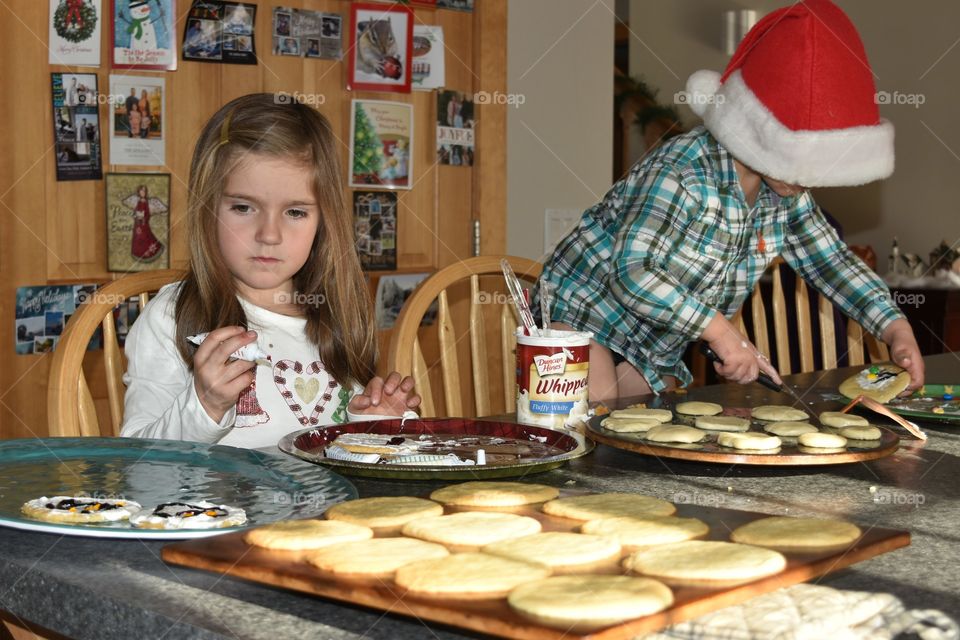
(401, 511, 542, 548)
(580, 516, 709, 550)
(675, 401, 723, 416)
(394, 552, 550, 599)
(717, 432, 782, 450)
(819, 411, 870, 428)
(306, 537, 449, 578)
(840, 425, 883, 440)
(751, 405, 810, 422)
(21, 496, 141, 524)
(325, 496, 443, 533)
(430, 481, 559, 507)
(644, 425, 706, 444)
(839, 365, 910, 403)
(507, 575, 673, 632)
(607, 407, 673, 423)
(483, 531, 621, 572)
(798, 432, 847, 449)
(244, 519, 372, 550)
(763, 421, 818, 437)
(600, 416, 660, 433)
(694, 415, 750, 432)
(542, 493, 676, 521)
(731, 516, 861, 550)
(130, 501, 247, 529)
(624, 540, 786, 583)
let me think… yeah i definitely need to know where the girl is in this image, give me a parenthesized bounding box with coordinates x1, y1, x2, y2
(121, 93, 420, 448)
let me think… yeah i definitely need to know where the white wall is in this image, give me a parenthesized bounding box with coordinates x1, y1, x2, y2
(507, 0, 614, 261)
(629, 0, 960, 263)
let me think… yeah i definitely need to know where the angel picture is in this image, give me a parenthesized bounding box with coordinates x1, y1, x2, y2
(106, 173, 170, 272)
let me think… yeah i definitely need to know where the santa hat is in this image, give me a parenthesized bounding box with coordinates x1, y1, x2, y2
(685, 0, 893, 187)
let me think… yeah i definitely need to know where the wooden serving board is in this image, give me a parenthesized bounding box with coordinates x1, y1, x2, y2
(161, 501, 910, 639)
(586, 413, 900, 466)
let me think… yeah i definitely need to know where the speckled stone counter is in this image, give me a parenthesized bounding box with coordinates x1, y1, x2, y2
(1, 355, 958, 639)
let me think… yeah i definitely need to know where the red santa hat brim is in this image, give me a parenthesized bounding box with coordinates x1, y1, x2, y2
(686, 69, 894, 187)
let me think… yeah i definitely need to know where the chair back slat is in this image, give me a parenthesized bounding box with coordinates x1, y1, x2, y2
(500, 305, 517, 412)
(750, 285, 770, 357)
(101, 312, 125, 435)
(411, 337, 436, 417)
(469, 275, 491, 416)
(847, 319, 866, 366)
(794, 278, 815, 373)
(771, 267, 792, 375)
(818, 296, 838, 370)
(77, 373, 100, 437)
(436, 290, 463, 416)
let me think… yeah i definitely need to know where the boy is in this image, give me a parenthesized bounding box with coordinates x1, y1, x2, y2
(541, 0, 923, 401)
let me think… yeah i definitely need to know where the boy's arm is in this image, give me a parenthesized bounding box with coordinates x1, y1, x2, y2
(608, 166, 716, 340)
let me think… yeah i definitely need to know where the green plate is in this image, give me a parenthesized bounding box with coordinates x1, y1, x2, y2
(885, 384, 960, 424)
(0, 437, 356, 539)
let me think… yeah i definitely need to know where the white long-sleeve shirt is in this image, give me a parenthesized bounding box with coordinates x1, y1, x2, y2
(121, 283, 367, 449)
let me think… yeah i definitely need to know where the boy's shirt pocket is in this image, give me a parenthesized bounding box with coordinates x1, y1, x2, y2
(664, 221, 735, 292)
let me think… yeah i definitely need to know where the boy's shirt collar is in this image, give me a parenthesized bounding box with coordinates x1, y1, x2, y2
(704, 128, 799, 211)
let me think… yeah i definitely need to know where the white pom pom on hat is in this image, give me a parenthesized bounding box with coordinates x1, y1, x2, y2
(686, 0, 894, 187)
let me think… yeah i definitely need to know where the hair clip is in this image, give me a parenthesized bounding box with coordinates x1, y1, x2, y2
(217, 108, 235, 148)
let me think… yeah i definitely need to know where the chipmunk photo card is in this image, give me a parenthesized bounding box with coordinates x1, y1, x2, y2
(348, 2, 413, 93)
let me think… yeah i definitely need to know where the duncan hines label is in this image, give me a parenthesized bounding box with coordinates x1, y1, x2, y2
(516, 330, 591, 429)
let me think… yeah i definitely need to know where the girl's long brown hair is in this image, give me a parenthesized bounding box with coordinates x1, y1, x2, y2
(175, 93, 376, 387)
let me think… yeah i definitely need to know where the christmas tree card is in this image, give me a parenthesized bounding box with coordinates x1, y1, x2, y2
(349, 99, 414, 190)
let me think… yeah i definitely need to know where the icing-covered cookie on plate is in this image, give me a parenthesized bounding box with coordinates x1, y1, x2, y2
(130, 501, 247, 529)
(21, 496, 142, 524)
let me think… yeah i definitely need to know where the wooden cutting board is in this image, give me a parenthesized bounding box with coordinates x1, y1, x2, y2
(161, 501, 909, 639)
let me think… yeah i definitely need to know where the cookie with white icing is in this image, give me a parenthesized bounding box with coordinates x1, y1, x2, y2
(838, 365, 910, 403)
(21, 496, 142, 524)
(130, 501, 247, 529)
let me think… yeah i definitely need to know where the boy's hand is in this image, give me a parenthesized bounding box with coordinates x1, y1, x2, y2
(193, 326, 258, 423)
(701, 313, 782, 386)
(881, 318, 925, 393)
(349, 372, 422, 416)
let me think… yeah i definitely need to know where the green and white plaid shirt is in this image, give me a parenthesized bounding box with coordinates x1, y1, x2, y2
(540, 127, 902, 392)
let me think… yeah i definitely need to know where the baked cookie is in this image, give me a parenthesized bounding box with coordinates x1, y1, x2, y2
(798, 432, 847, 449)
(401, 511, 542, 548)
(507, 575, 673, 632)
(839, 365, 910, 403)
(306, 537, 449, 578)
(130, 501, 247, 529)
(751, 405, 810, 422)
(324, 496, 443, 533)
(330, 433, 421, 455)
(644, 425, 706, 444)
(818, 411, 869, 428)
(430, 481, 559, 507)
(675, 401, 723, 416)
(21, 496, 141, 524)
(731, 516, 861, 550)
(607, 407, 673, 423)
(840, 425, 883, 441)
(244, 519, 373, 550)
(763, 421, 818, 437)
(624, 540, 786, 583)
(482, 531, 621, 572)
(600, 416, 660, 433)
(694, 415, 750, 432)
(717, 432, 782, 451)
(580, 516, 709, 550)
(394, 552, 550, 599)
(542, 493, 676, 520)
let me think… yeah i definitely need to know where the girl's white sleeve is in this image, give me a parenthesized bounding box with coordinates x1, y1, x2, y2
(120, 287, 234, 443)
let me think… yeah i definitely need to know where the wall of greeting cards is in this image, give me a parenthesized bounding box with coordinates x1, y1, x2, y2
(0, 0, 507, 439)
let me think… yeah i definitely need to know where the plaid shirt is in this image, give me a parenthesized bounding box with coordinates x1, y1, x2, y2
(540, 127, 903, 392)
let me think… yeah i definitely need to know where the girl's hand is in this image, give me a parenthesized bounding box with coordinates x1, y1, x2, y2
(193, 326, 258, 423)
(701, 313, 782, 386)
(349, 372, 422, 416)
(881, 318, 925, 393)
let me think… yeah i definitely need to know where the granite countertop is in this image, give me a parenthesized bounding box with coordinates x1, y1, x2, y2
(1, 355, 959, 639)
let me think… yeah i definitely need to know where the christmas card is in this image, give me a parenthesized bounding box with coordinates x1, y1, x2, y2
(111, 0, 177, 70)
(105, 172, 170, 272)
(348, 3, 413, 93)
(354, 191, 398, 271)
(51, 73, 103, 181)
(272, 6, 341, 60)
(350, 99, 414, 190)
(412, 25, 444, 90)
(437, 90, 474, 166)
(108, 74, 165, 166)
(49, 0, 103, 66)
(183, 1, 257, 64)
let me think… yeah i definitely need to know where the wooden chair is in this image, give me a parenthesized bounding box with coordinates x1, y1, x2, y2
(47, 270, 183, 437)
(386, 256, 542, 418)
(729, 258, 890, 376)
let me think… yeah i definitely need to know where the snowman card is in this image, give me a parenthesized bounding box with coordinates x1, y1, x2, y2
(111, 0, 177, 70)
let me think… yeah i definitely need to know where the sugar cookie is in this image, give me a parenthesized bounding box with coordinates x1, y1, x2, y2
(483, 531, 621, 572)
(763, 421, 818, 437)
(600, 416, 660, 433)
(394, 552, 550, 599)
(644, 425, 706, 443)
(430, 481, 559, 507)
(608, 407, 673, 423)
(751, 405, 809, 422)
(840, 425, 882, 440)
(580, 516, 709, 550)
(694, 415, 750, 431)
(507, 575, 673, 633)
(798, 432, 847, 448)
(731, 516, 861, 550)
(401, 511, 542, 548)
(819, 411, 870, 428)
(244, 519, 372, 550)
(717, 432, 782, 450)
(839, 365, 910, 403)
(130, 501, 246, 530)
(306, 537, 449, 578)
(675, 401, 723, 416)
(624, 540, 786, 583)
(21, 496, 141, 524)
(542, 493, 676, 520)
(325, 496, 443, 532)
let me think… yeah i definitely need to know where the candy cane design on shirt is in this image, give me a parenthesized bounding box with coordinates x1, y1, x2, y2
(273, 360, 338, 425)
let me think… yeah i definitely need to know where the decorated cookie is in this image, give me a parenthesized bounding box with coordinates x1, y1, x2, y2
(21, 496, 142, 524)
(130, 501, 247, 530)
(838, 365, 910, 403)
